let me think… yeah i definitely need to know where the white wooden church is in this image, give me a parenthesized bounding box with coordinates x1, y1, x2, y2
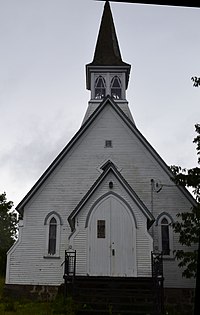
(6, 1, 195, 295)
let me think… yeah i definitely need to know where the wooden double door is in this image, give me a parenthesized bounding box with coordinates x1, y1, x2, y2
(88, 195, 136, 276)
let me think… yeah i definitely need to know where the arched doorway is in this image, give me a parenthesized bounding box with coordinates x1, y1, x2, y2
(88, 195, 136, 276)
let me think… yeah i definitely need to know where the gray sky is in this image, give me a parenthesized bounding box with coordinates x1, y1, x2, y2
(0, 0, 199, 207)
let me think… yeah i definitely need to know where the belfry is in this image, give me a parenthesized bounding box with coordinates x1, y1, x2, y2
(84, 1, 134, 123)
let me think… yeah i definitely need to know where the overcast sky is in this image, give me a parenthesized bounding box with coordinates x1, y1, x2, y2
(0, 0, 199, 207)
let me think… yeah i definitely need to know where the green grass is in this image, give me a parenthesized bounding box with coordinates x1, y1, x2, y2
(0, 301, 52, 315)
(0, 277, 4, 300)
(0, 277, 189, 315)
(0, 298, 77, 315)
(0, 277, 77, 315)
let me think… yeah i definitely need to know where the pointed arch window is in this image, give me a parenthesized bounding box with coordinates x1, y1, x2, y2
(94, 76, 106, 99)
(161, 218, 170, 256)
(110, 76, 122, 100)
(156, 213, 174, 258)
(48, 217, 57, 255)
(44, 211, 62, 258)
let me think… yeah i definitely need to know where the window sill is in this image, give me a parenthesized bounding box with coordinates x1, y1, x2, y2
(43, 255, 60, 259)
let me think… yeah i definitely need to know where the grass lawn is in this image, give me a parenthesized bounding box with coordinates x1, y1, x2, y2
(0, 277, 77, 315)
(0, 277, 185, 315)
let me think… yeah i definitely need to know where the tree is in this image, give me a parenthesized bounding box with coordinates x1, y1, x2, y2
(191, 77, 200, 87)
(171, 124, 200, 315)
(0, 192, 18, 275)
(171, 124, 200, 278)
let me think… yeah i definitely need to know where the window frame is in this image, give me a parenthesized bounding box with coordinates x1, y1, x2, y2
(48, 217, 57, 255)
(157, 213, 174, 259)
(92, 73, 125, 100)
(160, 218, 170, 256)
(110, 75, 122, 100)
(94, 75, 106, 100)
(97, 220, 106, 239)
(44, 212, 62, 258)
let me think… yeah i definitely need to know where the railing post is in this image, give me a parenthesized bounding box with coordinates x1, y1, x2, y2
(63, 250, 76, 299)
(152, 251, 164, 315)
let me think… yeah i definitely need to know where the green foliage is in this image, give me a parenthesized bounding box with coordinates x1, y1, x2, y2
(165, 304, 190, 315)
(171, 124, 200, 278)
(0, 193, 18, 276)
(191, 77, 200, 87)
(0, 300, 53, 315)
(0, 277, 4, 300)
(52, 296, 77, 315)
(0, 277, 78, 315)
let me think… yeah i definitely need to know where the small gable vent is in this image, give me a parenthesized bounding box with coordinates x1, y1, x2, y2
(105, 140, 112, 148)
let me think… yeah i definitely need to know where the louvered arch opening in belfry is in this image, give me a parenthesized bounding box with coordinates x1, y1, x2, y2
(111, 75, 122, 99)
(94, 76, 106, 99)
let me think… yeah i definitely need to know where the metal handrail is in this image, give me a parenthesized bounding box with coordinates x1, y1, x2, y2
(151, 251, 164, 315)
(64, 250, 76, 278)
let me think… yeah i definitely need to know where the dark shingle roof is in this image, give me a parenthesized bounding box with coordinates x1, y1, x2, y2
(88, 1, 130, 67)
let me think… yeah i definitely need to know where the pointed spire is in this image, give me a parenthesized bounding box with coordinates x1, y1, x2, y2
(84, 1, 133, 124)
(90, 1, 129, 66)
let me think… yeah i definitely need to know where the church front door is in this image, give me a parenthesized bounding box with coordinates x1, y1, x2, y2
(88, 195, 136, 276)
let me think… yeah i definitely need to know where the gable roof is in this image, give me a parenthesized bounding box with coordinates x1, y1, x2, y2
(16, 95, 196, 215)
(68, 160, 155, 231)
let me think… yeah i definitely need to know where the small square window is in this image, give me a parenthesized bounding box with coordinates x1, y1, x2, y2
(97, 220, 106, 238)
(105, 140, 112, 148)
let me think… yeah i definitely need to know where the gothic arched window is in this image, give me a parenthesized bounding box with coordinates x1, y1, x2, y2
(161, 218, 170, 256)
(44, 211, 62, 257)
(94, 76, 106, 99)
(110, 76, 122, 99)
(156, 213, 173, 257)
(48, 217, 57, 255)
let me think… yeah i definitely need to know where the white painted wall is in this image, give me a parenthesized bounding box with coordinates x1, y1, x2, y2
(69, 173, 153, 277)
(6, 102, 195, 288)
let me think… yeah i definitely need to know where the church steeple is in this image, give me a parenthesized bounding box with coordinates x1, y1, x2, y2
(83, 1, 134, 124)
(90, 1, 128, 67)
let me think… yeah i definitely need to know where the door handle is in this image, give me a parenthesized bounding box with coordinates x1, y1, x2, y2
(112, 249, 115, 256)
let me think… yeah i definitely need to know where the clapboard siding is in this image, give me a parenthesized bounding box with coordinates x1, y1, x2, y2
(70, 173, 153, 277)
(83, 100, 134, 124)
(6, 103, 195, 289)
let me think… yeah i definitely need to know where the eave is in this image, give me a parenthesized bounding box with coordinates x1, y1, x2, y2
(16, 95, 197, 216)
